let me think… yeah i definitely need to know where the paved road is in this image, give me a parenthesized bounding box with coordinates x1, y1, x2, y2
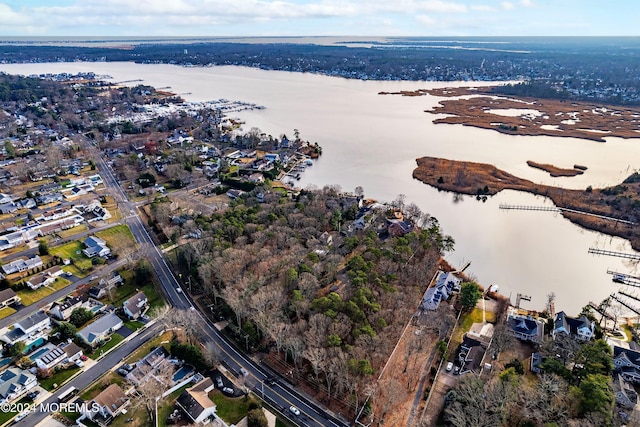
(14, 324, 162, 426)
(18, 139, 351, 427)
(0, 258, 127, 330)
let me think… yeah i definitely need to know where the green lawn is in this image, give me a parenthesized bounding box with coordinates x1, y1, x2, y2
(50, 241, 93, 271)
(57, 224, 89, 239)
(0, 306, 16, 319)
(106, 280, 163, 313)
(40, 366, 81, 391)
(62, 264, 88, 278)
(81, 373, 126, 400)
(157, 385, 191, 427)
(17, 277, 72, 306)
(124, 320, 144, 331)
(96, 224, 137, 251)
(124, 331, 173, 365)
(209, 390, 255, 425)
(86, 333, 125, 360)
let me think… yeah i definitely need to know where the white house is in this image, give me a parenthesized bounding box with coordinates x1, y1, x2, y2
(26, 273, 55, 290)
(1, 311, 51, 346)
(0, 368, 37, 404)
(76, 313, 122, 348)
(34, 346, 67, 371)
(123, 291, 148, 320)
(82, 236, 111, 258)
(176, 378, 217, 425)
(552, 311, 595, 341)
(0, 289, 20, 308)
(1, 255, 43, 275)
(83, 384, 130, 424)
(49, 296, 85, 321)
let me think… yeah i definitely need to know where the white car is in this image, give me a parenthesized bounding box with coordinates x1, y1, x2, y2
(289, 406, 301, 416)
(176, 287, 182, 293)
(75, 360, 84, 368)
(446, 362, 453, 372)
(14, 411, 28, 422)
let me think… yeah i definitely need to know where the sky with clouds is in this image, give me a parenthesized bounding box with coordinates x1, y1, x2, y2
(0, 0, 637, 38)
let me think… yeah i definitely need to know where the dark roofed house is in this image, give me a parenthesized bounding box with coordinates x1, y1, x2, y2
(123, 291, 148, 320)
(421, 271, 461, 311)
(614, 373, 638, 408)
(0, 289, 19, 307)
(507, 309, 544, 343)
(613, 345, 640, 384)
(82, 236, 110, 258)
(458, 335, 488, 376)
(49, 296, 85, 321)
(176, 378, 217, 425)
(552, 311, 595, 341)
(83, 384, 129, 425)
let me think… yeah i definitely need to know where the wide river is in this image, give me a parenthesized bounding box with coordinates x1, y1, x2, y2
(2, 62, 640, 314)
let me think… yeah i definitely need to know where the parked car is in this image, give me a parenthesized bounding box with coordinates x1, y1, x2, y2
(446, 362, 453, 372)
(289, 406, 301, 416)
(117, 368, 129, 376)
(14, 412, 28, 422)
(74, 360, 84, 368)
(222, 387, 234, 395)
(27, 390, 40, 400)
(240, 367, 248, 376)
(215, 376, 224, 388)
(80, 355, 88, 361)
(453, 366, 460, 375)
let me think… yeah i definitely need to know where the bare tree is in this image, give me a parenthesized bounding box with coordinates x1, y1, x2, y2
(130, 360, 175, 424)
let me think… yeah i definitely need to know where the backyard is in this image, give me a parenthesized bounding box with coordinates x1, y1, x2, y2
(17, 277, 72, 306)
(50, 241, 93, 271)
(40, 366, 81, 391)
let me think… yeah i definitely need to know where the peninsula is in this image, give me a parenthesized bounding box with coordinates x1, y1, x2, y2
(412, 157, 640, 250)
(381, 87, 640, 142)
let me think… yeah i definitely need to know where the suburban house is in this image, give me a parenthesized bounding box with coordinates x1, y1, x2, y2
(62, 342, 84, 363)
(82, 236, 111, 258)
(126, 347, 171, 385)
(613, 345, 640, 384)
(0, 289, 20, 307)
(387, 219, 414, 237)
(457, 335, 489, 376)
(49, 296, 85, 321)
(614, 373, 638, 408)
(1, 311, 51, 346)
(421, 271, 461, 311)
(0, 368, 37, 404)
(83, 384, 130, 425)
(76, 313, 123, 348)
(89, 272, 124, 299)
(26, 273, 55, 290)
(176, 378, 217, 425)
(1, 255, 43, 275)
(122, 291, 148, 320)
(34, 346, 67, 371)
(552, 311, 595, 341)
(506, 309, 545, 343)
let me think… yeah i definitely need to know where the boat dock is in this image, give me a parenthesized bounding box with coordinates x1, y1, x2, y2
(499, 204, 636, 225)
(588, 248, 640, 261)
(610, 292, 640, 316)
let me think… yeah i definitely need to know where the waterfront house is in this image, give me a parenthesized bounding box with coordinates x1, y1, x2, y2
(506, 309, 545, 343)
(83, 236, 111, 258)
(0, 368, 36, 404)
(552, 311, 595, 341)
(122, 291, 148, 320)
(176, 377, 217, 425)
(76, 313, 123, 348)
(614, 373, 638, 408)
(457, 335, 489, 376)
(421, 271, 461, 311)
(613, 345, 640, 383)
(0, 289, 20, 307)
(83, 384, 130, 425)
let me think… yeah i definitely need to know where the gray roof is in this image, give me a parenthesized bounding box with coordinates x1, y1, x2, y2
(0, 368, 35, 399)
(0, 288, 17, 303)
(16, 311, 49, 332)
(77, 313, 122, 345)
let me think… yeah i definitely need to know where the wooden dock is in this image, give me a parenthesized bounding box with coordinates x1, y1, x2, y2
(610, 292, 640, 316)
(499, 204, 636, 225)
(588, 248, 640, 261)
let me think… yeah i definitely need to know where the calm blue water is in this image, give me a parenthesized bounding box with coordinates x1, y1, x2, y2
(29, 347, 50, 361)
(0, 358, 11, 367)
(23, 337, 45, 354)
(173, 366, 193, 382)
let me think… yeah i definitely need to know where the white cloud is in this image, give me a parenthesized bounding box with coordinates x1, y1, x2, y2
(501, 2, 514, 10)
(521, 0, 534, 6)
(471, 5, 495, 12)
(416, 15, 436, 25)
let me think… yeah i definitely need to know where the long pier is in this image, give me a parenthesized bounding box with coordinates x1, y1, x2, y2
(588, 248, 640, 261)
(610, 293, 640, 316)
(499, 204, 636, 225)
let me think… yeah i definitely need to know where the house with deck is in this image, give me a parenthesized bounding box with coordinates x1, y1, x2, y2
(421, 271, 461, 311)
(506, 309, 545, 343)
(0, 368, 37, 404)
(552, 311, 595, 341)
(1, 311, 51, 347)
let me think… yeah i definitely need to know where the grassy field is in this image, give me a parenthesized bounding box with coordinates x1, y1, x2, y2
(95, 224, 136, 250)
(124, 331, 173, 365)
(40, 366, 81, 391)
(0, 306, 16, 319)
(62, 264, 88, 278)
(57, 224, 89, 239)
(17, 277, 72, 306)
(209, 391, 255, 425)
(124, 320, 144, 331)
(87, 333, 125, 360)
(50, 241, 93, 271)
